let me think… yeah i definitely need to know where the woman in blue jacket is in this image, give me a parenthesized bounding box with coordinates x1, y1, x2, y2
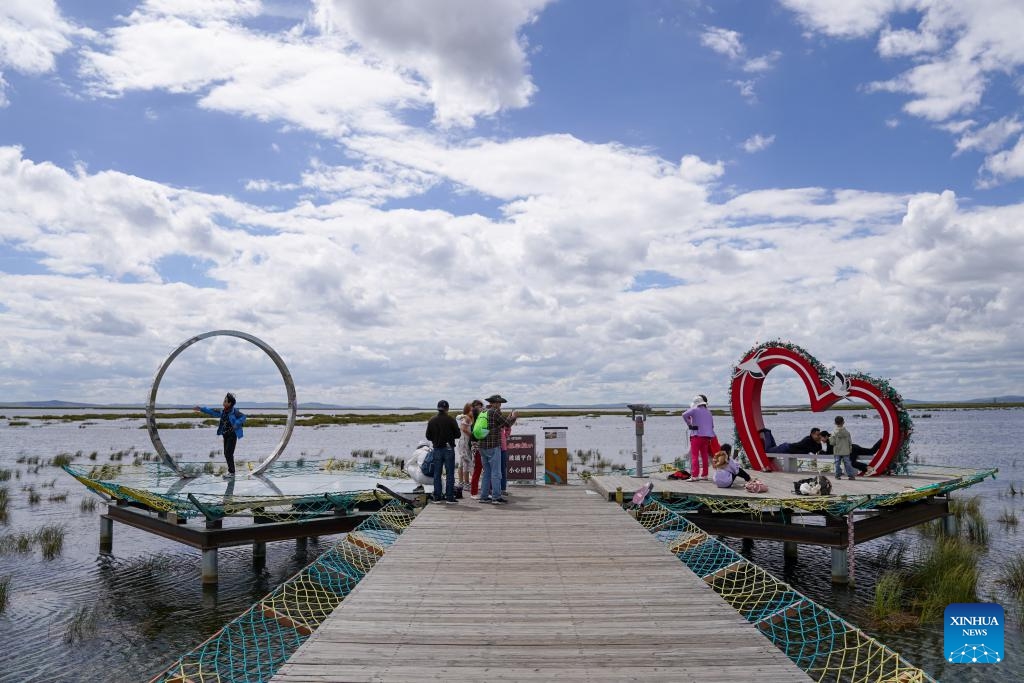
(194, 392, 246, 478)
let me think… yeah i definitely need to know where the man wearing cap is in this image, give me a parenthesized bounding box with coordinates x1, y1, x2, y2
(426, 400, 462, 503)
(478, 395, 518, 504)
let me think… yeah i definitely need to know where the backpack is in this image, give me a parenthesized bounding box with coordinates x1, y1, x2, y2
(420, 449, 436, 478)
(472, 410, 489, 440)
(793, 475, 831, 496)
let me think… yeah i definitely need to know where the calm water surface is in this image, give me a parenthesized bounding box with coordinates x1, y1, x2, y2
(0, 407, 1020, 682)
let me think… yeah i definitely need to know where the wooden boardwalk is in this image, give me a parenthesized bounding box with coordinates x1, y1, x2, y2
(271, 486, 808, 682)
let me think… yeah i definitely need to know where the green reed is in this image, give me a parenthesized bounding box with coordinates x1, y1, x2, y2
(64, 605, 99, 644)
(0, 575, 10, 614)
(36, 525, 65, 560)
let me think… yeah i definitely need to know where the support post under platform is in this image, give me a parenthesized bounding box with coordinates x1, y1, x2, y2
(831, 547, 849, 584)
(783, 541, 799, 559)
(942, 494, 958, 536)
(202, 548, 218, 585)
(100, 516, 113, 554)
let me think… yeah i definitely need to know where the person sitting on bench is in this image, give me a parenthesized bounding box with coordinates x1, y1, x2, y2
(766, 427, 823, 454)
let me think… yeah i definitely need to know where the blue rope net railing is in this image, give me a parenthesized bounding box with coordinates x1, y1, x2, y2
(632, 495, 937, 683)
(149, 499, 416, 683)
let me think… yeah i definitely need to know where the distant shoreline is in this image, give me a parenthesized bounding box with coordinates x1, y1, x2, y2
(1, 402, 1020, 427)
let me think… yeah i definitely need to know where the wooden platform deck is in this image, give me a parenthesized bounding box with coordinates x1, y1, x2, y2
(589, 467, 965, 501)
(270, 486, 809, 682)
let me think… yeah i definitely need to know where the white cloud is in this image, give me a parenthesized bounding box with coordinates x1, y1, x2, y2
(781, 0, 1024, 185)
(79, 11, 428, 138)
(877, 26, 941, 57)
(700, 26, 744, 61)
(316, 0, 553, 127)
(700, 25, 780, 74)
(79, 0, 550, 136)
(953, 117, 1023, 155)
(6, 133, 1021, 404)
(742, 133, 776, 153)
(779, 0, 908, 38)
(0, 0, 88, 105)
(979, 135, 1024, 186)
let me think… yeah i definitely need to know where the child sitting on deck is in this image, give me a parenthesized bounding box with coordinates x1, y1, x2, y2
(712, 445, 752, 488)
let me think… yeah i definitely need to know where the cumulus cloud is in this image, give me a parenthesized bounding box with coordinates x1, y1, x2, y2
(0, 0, 88, 105)
(4, 133, 1021, 405)
(316, 0, 552, 127)
(79, 0, 549, 135)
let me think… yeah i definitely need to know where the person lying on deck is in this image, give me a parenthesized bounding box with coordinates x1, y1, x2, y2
(766, 428, 823, 454)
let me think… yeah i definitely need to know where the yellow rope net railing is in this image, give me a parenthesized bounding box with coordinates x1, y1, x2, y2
(150, 499, 418, 683)
(632, 497, 936, 683)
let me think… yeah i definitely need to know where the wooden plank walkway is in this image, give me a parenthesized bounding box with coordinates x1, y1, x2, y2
(271, 486, 809, 682)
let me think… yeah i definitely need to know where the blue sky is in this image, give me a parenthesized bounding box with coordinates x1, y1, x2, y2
(0, 0, 1022, 406)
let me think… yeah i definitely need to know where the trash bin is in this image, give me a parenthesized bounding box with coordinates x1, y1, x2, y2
(543, 426, 568, 484)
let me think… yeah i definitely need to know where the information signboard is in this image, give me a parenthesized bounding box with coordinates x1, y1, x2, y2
(506, 434, 536, 482)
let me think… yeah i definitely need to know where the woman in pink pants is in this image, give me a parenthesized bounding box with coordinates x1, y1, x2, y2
(682, 394, 715, 481)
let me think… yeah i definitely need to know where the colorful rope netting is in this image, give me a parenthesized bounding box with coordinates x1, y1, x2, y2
(149, 499, 417, 683)
(634, 496, 936, 683)
(63, 459, 409, 522)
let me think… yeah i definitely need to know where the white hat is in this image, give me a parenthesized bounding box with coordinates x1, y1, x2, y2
(691, 394, 708, 407)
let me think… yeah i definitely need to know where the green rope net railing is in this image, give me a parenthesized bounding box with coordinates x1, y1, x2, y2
(63, 459, 409, 522)
(149, 499, 417, 683)
(633, 496, 936, 683)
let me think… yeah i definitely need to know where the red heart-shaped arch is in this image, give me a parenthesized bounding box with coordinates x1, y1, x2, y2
(730, 343, 909, 474)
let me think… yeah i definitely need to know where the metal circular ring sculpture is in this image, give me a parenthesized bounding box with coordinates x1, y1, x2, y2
(146, 330, 297, 477)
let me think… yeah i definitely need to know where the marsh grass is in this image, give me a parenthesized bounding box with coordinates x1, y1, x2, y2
(909, 537, 979, 622)
(997, 553, 1024, 595)
(0, 468, 10, 481)
(26, 488, 41, 505)
(47, 493, 68, 503)
(351, 449, 374, 458)
(36, 525, 66, 559)
(0, 533, 33, 554)
(0, 487, 7, 524)
(870, 572, 916, 630)
(51, 453, 74, 467)
(998, 509, 1020, 525)
(64, 604, 99, 644)
(79, 497, 97, 513)
(0, 574, 9, 614)
(877, 539, 910, 570)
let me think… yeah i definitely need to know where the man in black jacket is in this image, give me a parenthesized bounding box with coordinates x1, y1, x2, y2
(767, 427, 823, 454)
(426, 400, 462, 503)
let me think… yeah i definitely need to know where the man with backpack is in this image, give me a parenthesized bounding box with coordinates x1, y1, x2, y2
(426, 400, 462, 504)
(474, 394, 518, 504)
